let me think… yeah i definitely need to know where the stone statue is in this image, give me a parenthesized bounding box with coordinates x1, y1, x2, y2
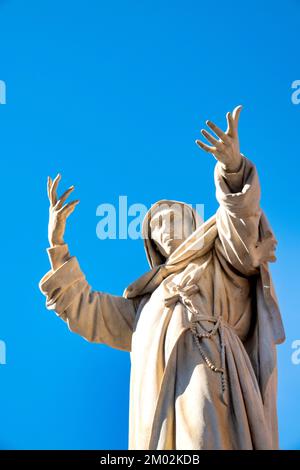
(39, 106, 285, 450)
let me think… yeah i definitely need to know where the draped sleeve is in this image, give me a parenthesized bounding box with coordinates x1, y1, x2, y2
(214, 155, 277, 276)
(39, 245, 138, 352)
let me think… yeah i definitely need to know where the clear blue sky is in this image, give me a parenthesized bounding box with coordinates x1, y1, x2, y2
(0, 0, 299, 450)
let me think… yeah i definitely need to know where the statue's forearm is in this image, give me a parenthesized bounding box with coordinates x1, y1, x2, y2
(213, 155, 266, 275)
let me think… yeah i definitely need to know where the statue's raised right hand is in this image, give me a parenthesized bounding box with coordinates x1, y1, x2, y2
(47, 173, 80, 247)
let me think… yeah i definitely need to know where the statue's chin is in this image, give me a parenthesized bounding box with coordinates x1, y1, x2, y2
(157, 238, 184, 258)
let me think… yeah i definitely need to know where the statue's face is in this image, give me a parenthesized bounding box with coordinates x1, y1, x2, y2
(149, 205, 194, 258)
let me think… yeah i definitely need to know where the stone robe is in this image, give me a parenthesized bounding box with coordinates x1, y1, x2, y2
(39, 155, 285, 450)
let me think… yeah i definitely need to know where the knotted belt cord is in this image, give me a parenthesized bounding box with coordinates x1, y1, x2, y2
(164, 283, 227, 405)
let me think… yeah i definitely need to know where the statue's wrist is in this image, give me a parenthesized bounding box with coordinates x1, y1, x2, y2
(47, 243, 70, 271)
(221, 157, 243, 174)
(49, 237, 65, 248)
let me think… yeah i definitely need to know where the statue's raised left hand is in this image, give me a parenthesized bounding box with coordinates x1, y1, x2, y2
(196, 105, 243, 172)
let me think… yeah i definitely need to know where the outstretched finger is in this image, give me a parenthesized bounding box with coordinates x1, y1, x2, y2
(201, 129, 223, 151)
(50, 173, 61, 206)
(195, 139, 216, 154)
(206, 120, 230, 145)
(232, 105, 242, 130)
(57, 199, 80, 217)
(54, 185, 75, 210)
(47, 176, 52, 201)
(65, 202, 79, 219)
(64, 200, 80, 218)
(226, 112, 235, 136)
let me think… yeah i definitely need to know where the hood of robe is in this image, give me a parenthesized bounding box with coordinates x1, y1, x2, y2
(141, 199, 204, 269)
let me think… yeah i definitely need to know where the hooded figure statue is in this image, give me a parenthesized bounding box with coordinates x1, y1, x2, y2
(39, 153, 285, 450)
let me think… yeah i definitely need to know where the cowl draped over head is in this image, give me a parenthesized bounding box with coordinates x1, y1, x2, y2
(141, 199, 204, 268)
